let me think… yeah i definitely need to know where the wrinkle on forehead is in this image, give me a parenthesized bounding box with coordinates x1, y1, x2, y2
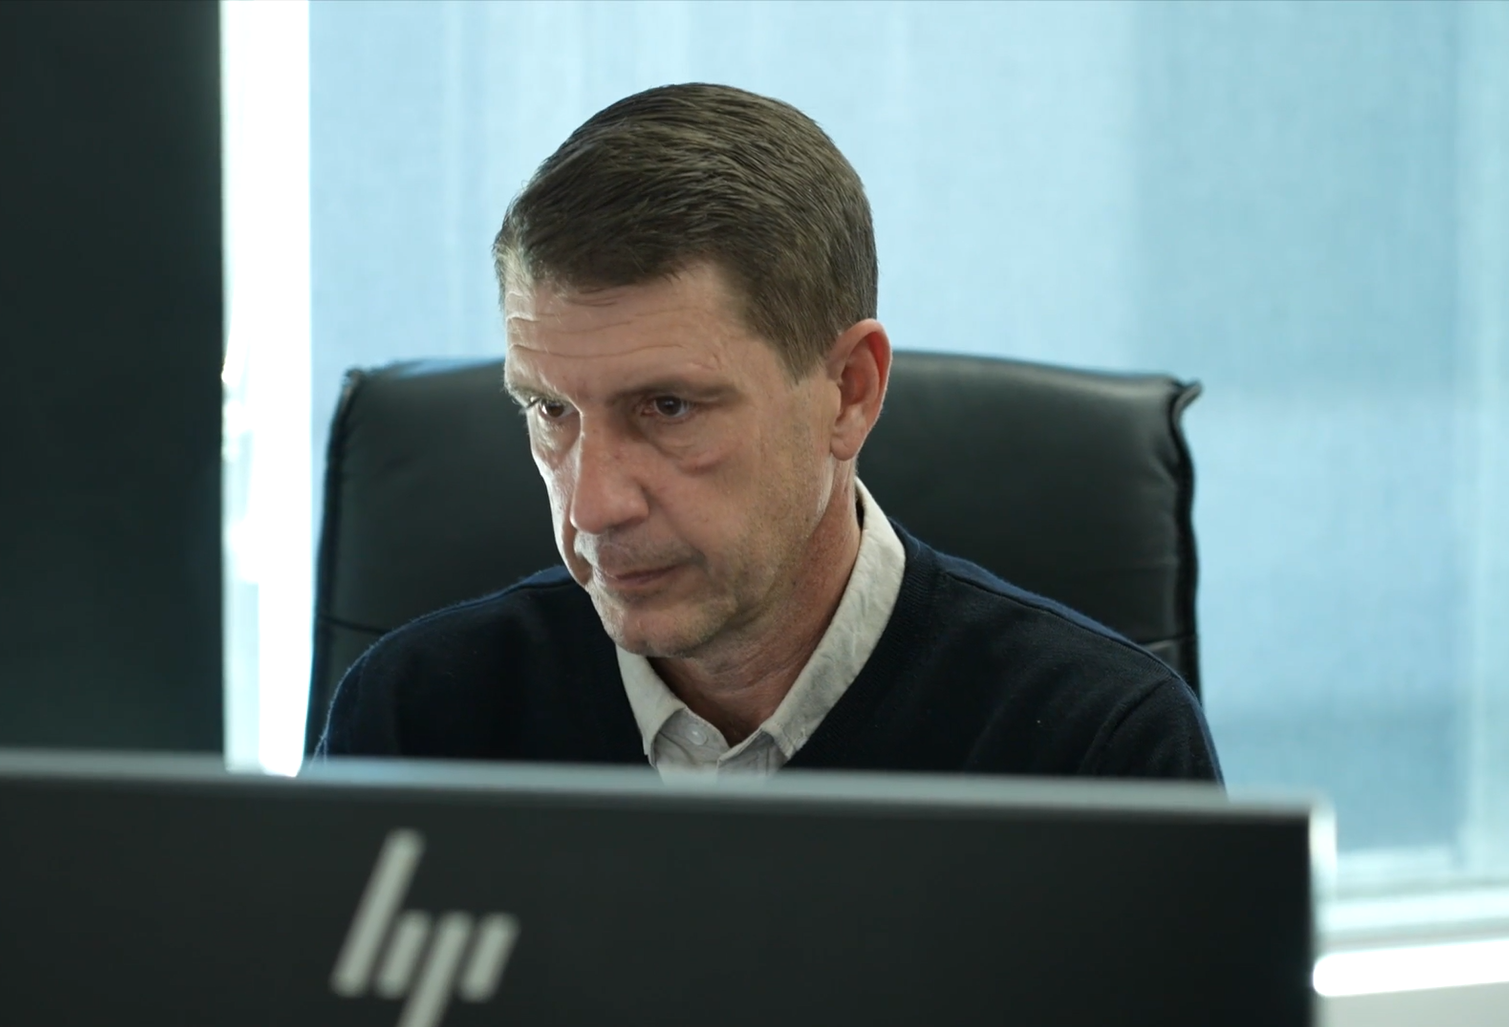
(509, 339, 712, 363)
(504, 295, 749, 411)
(507, 265, 740, 325)
(508, 316, 734, 372)
(507, 302, 712, 341)
(507, 312, 641, 338)
(504, 271, 747, 368)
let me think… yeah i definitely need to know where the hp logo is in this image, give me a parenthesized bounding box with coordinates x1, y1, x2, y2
(330, 829, 520, 1027)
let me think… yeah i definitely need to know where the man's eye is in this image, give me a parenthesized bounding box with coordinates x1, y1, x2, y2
(649, 396, 692, 419)
(536, 399, 569, 420)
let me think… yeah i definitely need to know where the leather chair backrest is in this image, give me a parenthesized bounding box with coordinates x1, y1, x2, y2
(306, 352, 1201, 751)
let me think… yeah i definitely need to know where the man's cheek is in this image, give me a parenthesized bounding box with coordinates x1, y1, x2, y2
(540, 470, 572, 524)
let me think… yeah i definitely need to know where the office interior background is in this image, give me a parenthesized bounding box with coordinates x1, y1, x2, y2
(226, 0, 1509, 890)
(2, 0, 1504, 1022)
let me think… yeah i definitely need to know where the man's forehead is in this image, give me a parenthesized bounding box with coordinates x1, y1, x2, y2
(504, 280, 653, 329)
(503, 293, 751, 402)
(503, 267, 759, 374)
(505, 265, 738, 330)
(505, 337, 721, 388)
(503, 342, 740, 410)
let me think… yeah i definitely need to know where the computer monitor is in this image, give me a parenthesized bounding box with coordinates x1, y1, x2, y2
(0, 750, 1326, 1026)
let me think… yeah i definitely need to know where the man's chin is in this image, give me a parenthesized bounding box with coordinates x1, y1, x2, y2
(613, 637, 684, 660)
(603, 623, 704, 660)
(592, 598, 716, 659)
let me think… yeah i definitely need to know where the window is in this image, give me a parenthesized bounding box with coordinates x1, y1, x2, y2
(223, 0, 1509, 901)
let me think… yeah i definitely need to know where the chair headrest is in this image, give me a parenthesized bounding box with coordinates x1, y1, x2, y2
(307, 352, 1201, 751)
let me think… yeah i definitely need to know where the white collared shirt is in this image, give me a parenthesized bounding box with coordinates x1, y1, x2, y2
(616, 479, 907, 778)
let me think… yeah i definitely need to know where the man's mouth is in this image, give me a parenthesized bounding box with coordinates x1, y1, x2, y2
(594, 564, 678, 592)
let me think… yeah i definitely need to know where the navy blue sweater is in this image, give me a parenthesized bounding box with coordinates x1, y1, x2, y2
(317, 525, 1221, 781)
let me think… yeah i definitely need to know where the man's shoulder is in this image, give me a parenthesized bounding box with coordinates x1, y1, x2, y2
(366, 565, 597, 660)
(919, 538, 1174, 682)
(352, 564, 617, 704)
(316, 566, 633, 760)
(848, 527, 1218, 781)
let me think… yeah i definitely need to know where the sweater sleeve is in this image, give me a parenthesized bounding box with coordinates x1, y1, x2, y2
(313, 649, 402, 758)
(1080, 676, 1224, 784)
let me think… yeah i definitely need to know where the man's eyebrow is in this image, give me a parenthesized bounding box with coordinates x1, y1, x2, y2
(502, 375, 739, 406)
(502, 378, 551, 404)
(607, 378, 737, 404)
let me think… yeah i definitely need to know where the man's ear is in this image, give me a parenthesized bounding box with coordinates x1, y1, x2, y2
(825, 319, 892, 463)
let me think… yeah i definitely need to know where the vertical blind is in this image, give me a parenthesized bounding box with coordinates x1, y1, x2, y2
(224, 0, 1509, 886)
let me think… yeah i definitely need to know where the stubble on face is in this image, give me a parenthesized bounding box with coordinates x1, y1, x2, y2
(603, 390, 828, 662)
(504, 265, 839, 665)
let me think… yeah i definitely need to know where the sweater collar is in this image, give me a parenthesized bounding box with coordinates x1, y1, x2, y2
(615, 479, 907, 773)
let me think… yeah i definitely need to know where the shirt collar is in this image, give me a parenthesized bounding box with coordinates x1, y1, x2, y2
(616, 479, 907, 768)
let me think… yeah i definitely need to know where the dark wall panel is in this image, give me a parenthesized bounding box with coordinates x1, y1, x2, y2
(0, 1, 222, 750)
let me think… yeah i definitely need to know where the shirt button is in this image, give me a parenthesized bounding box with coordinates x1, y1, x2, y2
(686, 725, 706, 746)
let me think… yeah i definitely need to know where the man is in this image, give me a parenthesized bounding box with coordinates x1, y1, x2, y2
(318, 83, 1221, 782)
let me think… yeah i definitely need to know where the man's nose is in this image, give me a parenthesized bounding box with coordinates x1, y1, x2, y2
(567, 423, 649, 536)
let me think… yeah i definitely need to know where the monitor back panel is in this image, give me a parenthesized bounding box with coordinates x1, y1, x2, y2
(0, 759, 1316, 1027)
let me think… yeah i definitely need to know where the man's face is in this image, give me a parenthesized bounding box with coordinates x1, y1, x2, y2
(504, 264, 842, 658)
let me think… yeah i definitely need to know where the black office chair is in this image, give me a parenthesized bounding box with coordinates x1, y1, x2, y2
(305, 352, 1202, 753)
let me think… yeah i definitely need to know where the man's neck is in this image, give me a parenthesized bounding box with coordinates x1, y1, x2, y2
(650, 478, 863, 745)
